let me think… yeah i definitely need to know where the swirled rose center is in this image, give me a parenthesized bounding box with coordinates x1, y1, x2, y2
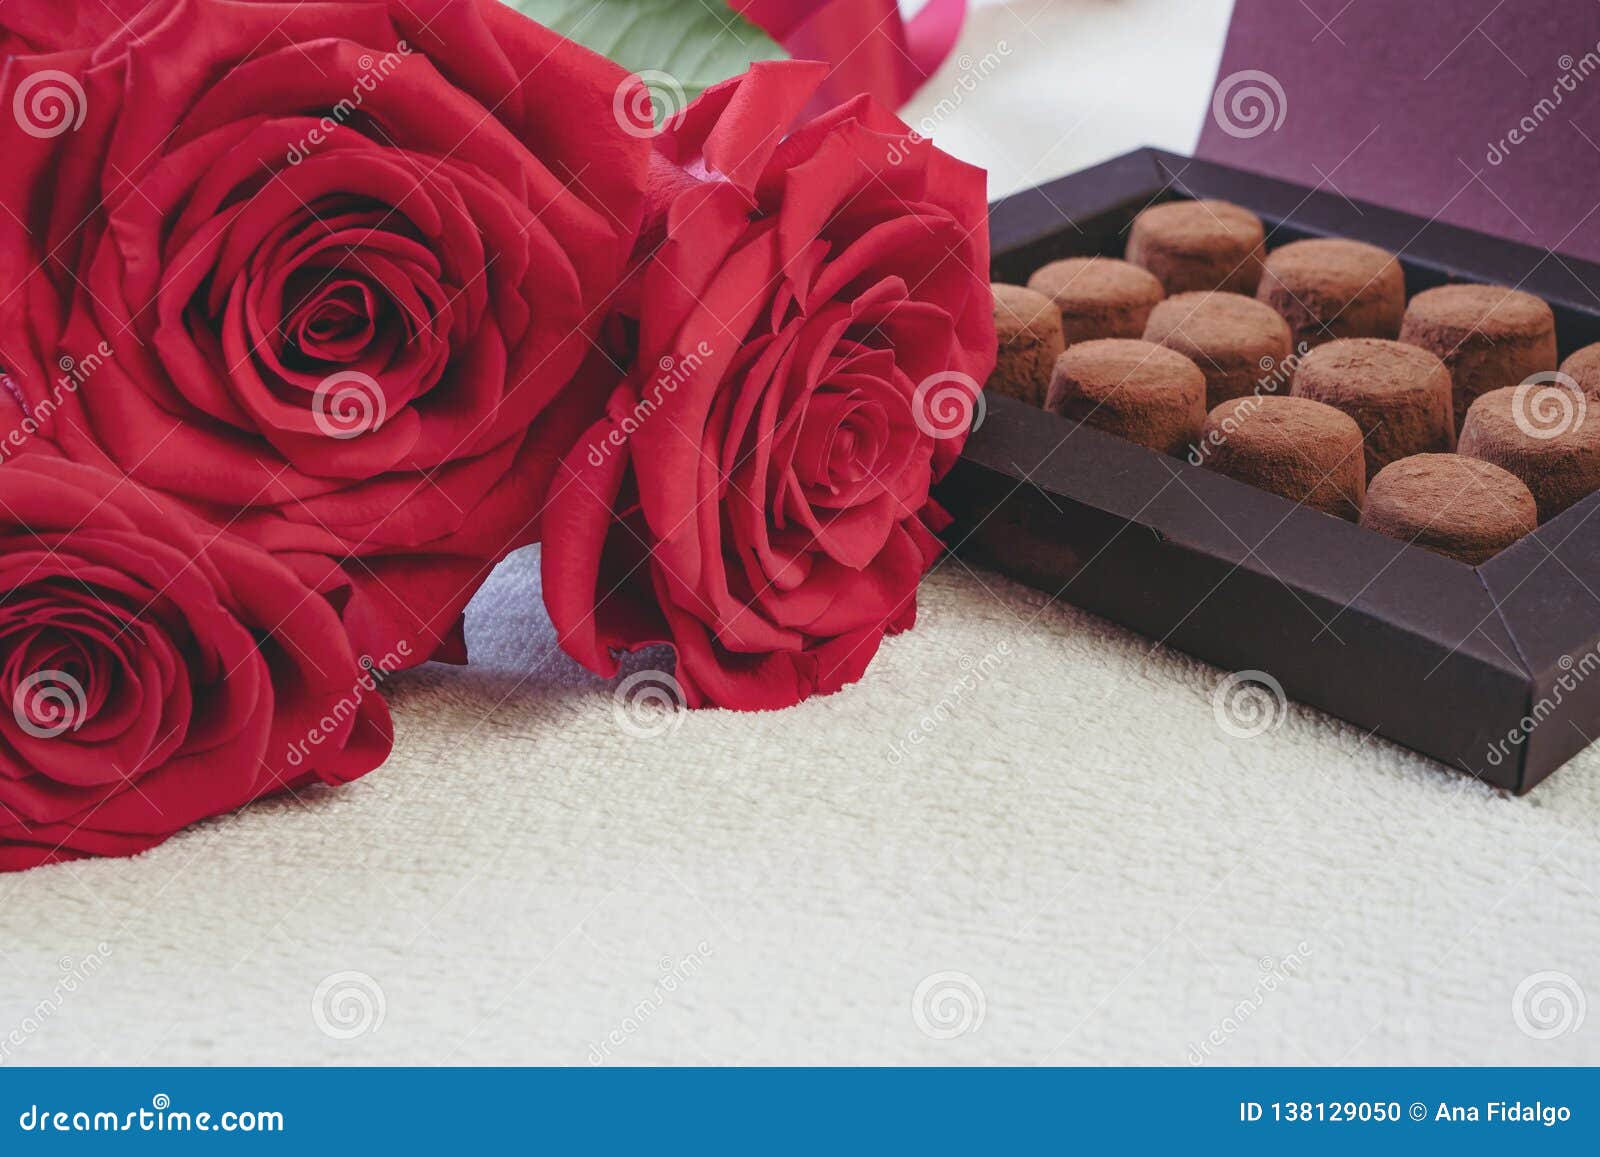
(283, 274, 385, 366)
(793, 385, 894, 506)
(0, 578, 191, 782)
(173, 196, 461, 442)
(0, 597, 124, 738)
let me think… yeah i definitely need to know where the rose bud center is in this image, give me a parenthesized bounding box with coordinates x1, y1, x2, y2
(795, 387, 892, 502)
(285, 275, 385, 365)
(0, 585, 140, 750)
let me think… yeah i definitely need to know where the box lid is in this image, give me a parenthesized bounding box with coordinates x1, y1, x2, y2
(1196, 0, 1600, 263)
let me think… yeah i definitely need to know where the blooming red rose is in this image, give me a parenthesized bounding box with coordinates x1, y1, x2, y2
(0, 451, 393, 872)
(0, 0, 651, 667)
(541, 62, 995, 709)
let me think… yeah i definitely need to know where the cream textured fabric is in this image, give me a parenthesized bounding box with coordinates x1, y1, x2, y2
(2, 0, 1597, 1066)
(5, 550, 1598, 1065)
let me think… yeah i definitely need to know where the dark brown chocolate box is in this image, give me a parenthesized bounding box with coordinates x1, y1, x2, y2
(936, 148, 1600, 794)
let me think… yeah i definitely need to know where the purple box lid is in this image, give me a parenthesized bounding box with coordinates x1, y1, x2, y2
(1197, 0, 1600, 263)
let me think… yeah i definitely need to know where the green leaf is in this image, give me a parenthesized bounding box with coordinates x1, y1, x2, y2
(503, 0, 788, 117)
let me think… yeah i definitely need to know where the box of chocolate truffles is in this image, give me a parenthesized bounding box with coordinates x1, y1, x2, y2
(937, 148, 1600, 793)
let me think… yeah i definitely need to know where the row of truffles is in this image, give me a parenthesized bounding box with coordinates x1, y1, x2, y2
(988, 198, 1600, 565)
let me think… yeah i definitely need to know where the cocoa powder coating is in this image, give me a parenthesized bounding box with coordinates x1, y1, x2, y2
(1457, 384, 1600, 522)
(1143, 291, 1294, 409)
(1289, 338, 1455, 479)
(1255, 238, 1406, 350)
(1027, 256, 1166, 344)
(1125, 199, 1266, 295)
(1359, 453, 1537, 565)
(1399, 283, 1557, 429)
(1045, 338, 1206, 457)
(989, 283, 1066, 407)
(1559, 342, 1600, 399)
(1197, 394, 1366, 519)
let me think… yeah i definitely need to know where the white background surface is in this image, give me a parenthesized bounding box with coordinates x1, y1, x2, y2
(4, 0, 1599, 1067)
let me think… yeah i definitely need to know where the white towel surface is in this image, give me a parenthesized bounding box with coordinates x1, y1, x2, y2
(2, 0, 1596, 1067)
(5, 547, 1598, 1065)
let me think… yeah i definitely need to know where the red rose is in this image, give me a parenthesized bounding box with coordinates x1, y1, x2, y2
(0, 0, 138, 56)
(0, 452, 393, 872)
(542, 62, 995, 709)
(0, 0, 651, 667)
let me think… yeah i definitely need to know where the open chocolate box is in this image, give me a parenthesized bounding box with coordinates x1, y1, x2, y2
(936, 147, 1600, 793)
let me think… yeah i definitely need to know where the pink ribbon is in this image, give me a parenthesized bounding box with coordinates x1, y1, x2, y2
(731, 0, 968, 115)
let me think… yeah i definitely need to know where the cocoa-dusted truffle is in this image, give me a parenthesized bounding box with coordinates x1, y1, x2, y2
(1142, 291, 1293, 409)
(1197, 395, 1366, 519)
(1360, 454, 1537, 564)
(1045, 338, 1206, 457)
(988, 283, 1065, 407)
(1255, 238, 1406, 349)
(1398, 283, 1557, 427)
(1026, 256, 1165, 344)
(1289, 339, 1455, 479)
(1457, 384, 1600, 522)
(1558, 342, 1600, 398)
(1125, 199, 1265, 295)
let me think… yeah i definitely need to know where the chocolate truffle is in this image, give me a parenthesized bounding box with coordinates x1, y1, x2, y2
(1255, 238, 1406, 350)
(988, 283, 1066, 407)
(1142, 291, 1294, 409)
(1197, 395, 1366, 519)
(1026, 256, 1165, 344)
(1045, 338, 1206, 457)
(1457, 384, 1600, 522)
(1125, 199, 1266, 295)
(1398, 283, 1557, 427)
(1360, 454, 1537, 564)
(1558, 342, 1600, 399)
(1289, 339, 1455, 479)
